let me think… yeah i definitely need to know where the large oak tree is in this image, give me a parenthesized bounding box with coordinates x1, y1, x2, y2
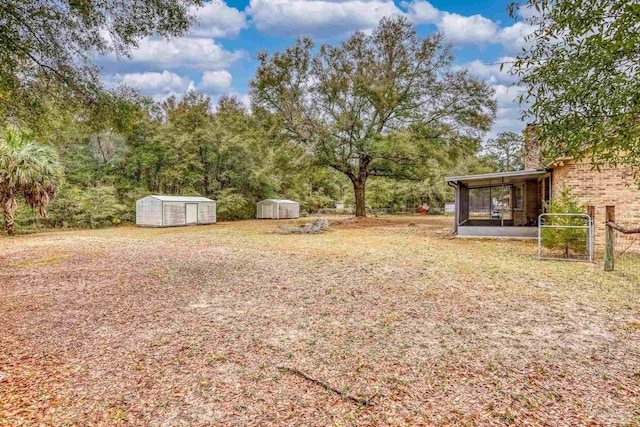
(250, 17, 496, 217)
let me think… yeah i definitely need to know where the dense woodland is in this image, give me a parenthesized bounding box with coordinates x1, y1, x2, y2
(1, 5, 525, 233)
(8, 85, 504, 231)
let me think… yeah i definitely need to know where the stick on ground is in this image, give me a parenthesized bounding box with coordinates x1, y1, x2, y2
(277, 366, 374, 407)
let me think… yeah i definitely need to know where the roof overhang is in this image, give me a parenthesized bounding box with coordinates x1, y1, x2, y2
(445, 169, 549, 188)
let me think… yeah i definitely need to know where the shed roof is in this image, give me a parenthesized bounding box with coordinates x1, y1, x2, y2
(445, 169, 549, 188)
(260, 199, 298, 204)
(145, 195, 215, 202)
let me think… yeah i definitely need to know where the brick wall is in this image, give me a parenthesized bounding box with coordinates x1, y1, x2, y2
(513, 208, 525, 226)
(524, 124, 542, 170)
(552, 159, 640, 249)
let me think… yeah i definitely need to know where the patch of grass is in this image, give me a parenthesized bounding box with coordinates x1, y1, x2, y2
(622, 321, 640, 332)
(9, 254, 66, 268)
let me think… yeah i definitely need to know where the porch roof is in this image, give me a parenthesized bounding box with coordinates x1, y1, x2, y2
(445, 169, 548, 188)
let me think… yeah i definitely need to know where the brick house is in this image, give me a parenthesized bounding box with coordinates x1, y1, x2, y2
(445, 125, 640, 247)
(550, 157, 640, 248)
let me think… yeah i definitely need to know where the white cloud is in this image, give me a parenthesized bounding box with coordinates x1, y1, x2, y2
(515, 4, 541, 20)
(451, 58, 526, 140)
(200, 70, 233, 93)
(117, 71, 192, 93)
(237, 93, 252, 110)
(122, 37, 247, 71)
(402, 2, 534, 141)
(245, 0, 534, 50)
(487, 84, 527, 139)
(437, 12, 498, 45)
(403, 0, 439, 23)
(497, 22, 535, 53)
(459, 56, 518, 85)
(247, 0, 403, 37)
(404, 0, 534, 50)
(104, 71, 196, 102)
(190, 2, 248, 38)
(493, 84, 523, 107)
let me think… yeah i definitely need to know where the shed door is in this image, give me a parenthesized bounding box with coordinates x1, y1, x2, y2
(262, 204, 273, 218)
(186, 203, 198, 225)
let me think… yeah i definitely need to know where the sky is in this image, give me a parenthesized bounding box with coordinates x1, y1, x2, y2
(99, 0, 533, 140)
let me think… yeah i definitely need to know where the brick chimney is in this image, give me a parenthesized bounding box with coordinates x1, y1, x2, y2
(524, 123, 542, 170)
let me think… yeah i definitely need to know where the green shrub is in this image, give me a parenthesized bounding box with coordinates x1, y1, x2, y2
(300, 193, 334, 214)
(541, 188, 589, 257)
(216, 189, 254, 221)
(45, 185, 131, 228)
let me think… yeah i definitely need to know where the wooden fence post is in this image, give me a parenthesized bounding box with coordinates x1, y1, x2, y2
(604, 205, 615, 271)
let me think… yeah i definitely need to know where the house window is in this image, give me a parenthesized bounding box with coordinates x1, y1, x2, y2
(514, 185, 524, 210)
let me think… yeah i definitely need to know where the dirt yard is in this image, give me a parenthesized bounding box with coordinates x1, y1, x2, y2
(1, 216, 638, 426)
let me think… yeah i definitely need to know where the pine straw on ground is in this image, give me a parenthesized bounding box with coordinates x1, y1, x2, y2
(329, 216, 395, 228)
(0, 216, 638, 426)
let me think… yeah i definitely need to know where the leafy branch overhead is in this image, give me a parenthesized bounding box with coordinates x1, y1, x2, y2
(510, 0, 640, 172)
(0, 0, 202, 130)
(251, 17, 496, 217)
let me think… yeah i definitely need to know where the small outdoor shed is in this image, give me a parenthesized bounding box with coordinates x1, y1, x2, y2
(256, 199, 300, 219)
(136, 195, 216, 227)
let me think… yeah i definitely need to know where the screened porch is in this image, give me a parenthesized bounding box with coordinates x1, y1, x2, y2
(446, 170, 551, 238)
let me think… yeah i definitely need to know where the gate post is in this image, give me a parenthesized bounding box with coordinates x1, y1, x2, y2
(604, 206, 615, 271)
(587, 205, 595, 261)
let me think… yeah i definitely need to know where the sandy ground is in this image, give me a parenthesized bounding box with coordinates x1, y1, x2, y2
(1, 216, 638, 426)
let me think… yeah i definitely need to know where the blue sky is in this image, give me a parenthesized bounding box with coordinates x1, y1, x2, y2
(100, 0, 533, 140)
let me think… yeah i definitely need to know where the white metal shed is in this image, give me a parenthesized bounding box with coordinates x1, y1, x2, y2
(136, 195, 216, 227)
(256, 199, 300, 219)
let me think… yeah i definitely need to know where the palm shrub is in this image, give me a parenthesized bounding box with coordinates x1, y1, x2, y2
(541, 188, 588, 257)
(0, 128, 64, 235)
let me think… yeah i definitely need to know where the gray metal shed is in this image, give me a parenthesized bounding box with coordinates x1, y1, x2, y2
(256, 199, 300, 219)
(136, 195, 216, 227)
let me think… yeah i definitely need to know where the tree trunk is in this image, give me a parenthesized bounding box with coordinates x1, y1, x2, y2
(3, 197, 17, 236)
(203, 173, 210, 196)
(353, 181, 366, 217)
(200, 147, 210, 195)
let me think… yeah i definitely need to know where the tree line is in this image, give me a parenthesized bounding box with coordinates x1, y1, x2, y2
(2, 15, 516, 234)
(3, 81, 505, 234)
(15, 0, 628, 234)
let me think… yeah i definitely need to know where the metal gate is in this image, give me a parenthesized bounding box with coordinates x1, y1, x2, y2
(538, 213, 593, 262)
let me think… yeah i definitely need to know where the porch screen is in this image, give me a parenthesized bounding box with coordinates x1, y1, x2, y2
(469, 188, 491, 218)
(468, 186, 513, 220)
